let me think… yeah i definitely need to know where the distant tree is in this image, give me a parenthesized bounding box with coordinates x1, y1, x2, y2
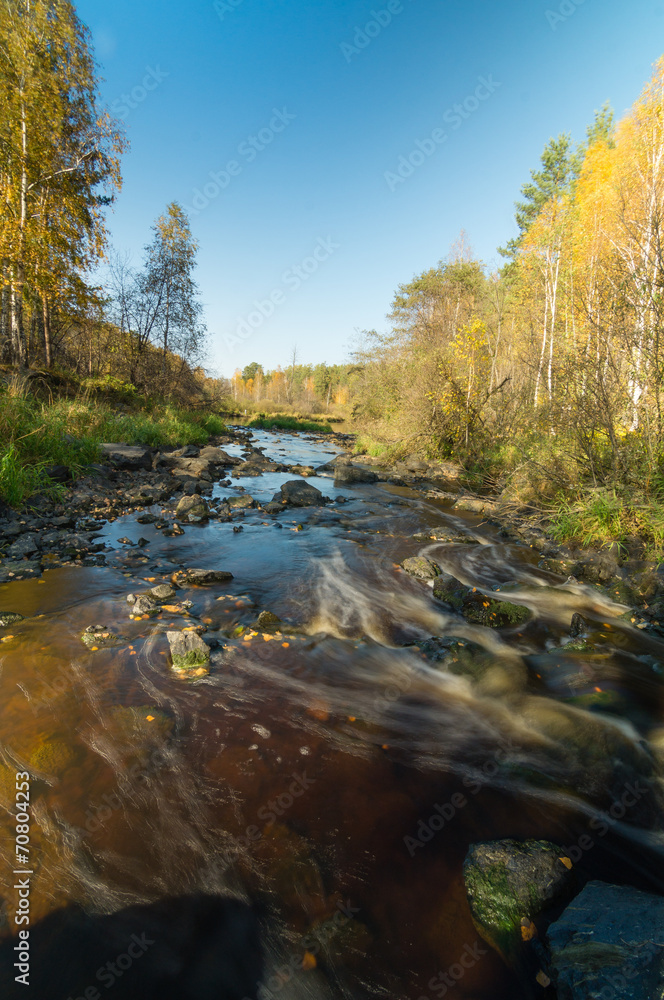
(241, 361, 263, 382)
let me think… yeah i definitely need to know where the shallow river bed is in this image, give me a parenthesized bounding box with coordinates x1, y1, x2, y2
(1, 429, 663, 999)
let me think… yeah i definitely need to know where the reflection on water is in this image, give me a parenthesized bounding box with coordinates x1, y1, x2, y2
(0, 430, 663, 998)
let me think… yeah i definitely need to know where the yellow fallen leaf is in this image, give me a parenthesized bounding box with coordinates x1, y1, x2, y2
(536, 971, 551, 988)
(90, 646, 99, 651)
(302, 951, 317, 971)
(146, 715, 155, 721)
(282, 642, 290, 648)
(559, 857, 573, 869)
(520, 918, 537, 941)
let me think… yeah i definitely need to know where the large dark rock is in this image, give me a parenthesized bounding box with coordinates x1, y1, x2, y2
(99, 443, 153, 471)
(547, 881, 664, 999)
(198, 446, 239, 465)
(333, 465, 378, 484)
(44, 464, 72, 484)
(464, 839, 576, 980)
(273, 480, 326, 507)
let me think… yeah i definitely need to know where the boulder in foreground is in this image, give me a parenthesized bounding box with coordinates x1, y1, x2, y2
(547, 880, 664, 1000)
(272, 480, 326, 507)
(167, 630, 210, 676)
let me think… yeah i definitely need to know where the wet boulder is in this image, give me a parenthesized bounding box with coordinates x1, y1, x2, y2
(252, 610, 283, 633)
(333, 465, 378, 484)
(227, 495, 256, 509)
(401, 556, 440, 580)
(131, 595, 160, 616)
(6, 533, 40, 559)
(273, 480, 326, 507)
(149, 583, 177, 601)
(175, 494, 209, 523)
(464, 839, 576, 978)
(462, 594, 532, 628)
(99, 443, 153, 471)
(433, 573, 469, 610)
(0, 560, 41, 581)
(81, 625, 122, 649)
(172, 568, 234, 586)
(547, 881, 664, 1000)
(0, 612, 25, 627)
(198, 445, 239, 465)
(167, 630, 210, 676)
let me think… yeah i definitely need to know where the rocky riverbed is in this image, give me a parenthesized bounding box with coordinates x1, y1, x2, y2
(0, 427, 663, 999)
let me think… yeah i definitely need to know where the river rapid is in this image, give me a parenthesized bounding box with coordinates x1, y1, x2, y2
(1, 428, 663, 999)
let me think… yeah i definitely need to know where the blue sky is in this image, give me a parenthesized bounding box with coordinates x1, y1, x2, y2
(76, 0, 664, 378)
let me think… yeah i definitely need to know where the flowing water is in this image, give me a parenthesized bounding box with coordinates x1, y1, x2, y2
(1, 429, 663, 999)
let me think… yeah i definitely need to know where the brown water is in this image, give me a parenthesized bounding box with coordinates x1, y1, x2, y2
(1, 429, 663, 999)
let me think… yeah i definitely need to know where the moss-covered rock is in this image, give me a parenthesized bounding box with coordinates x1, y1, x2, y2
(432, 573, 469, 610)
(462, 596, 532, 628)
(0, 612, 25, 627)
(80, 625, 122, 649)
(464, 839, 576, 978)
(401, 556, 440, 580)
(166, 630, 210, 676)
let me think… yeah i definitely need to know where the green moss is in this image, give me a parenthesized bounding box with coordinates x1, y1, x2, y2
(172, 650, 210, 671)
(29, 737, 75, 775)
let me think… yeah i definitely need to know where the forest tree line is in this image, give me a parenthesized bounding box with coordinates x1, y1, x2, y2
(0, 0, 210, 401)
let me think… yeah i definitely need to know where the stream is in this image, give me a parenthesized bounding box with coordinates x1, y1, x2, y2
(1, 428, 663, 999)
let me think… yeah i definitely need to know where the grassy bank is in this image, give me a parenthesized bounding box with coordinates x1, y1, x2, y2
(0, 381, 226, 507)
(246, 415, 333, 433)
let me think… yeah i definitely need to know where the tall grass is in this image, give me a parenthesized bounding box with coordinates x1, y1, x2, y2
(0, 384, 227, 508)
(548, 489, 664, 557)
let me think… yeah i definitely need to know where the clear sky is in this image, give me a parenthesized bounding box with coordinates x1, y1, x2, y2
(76, 0, 664, 379)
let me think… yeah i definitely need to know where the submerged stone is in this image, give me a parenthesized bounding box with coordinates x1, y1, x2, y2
(29, 737, 76, 775)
